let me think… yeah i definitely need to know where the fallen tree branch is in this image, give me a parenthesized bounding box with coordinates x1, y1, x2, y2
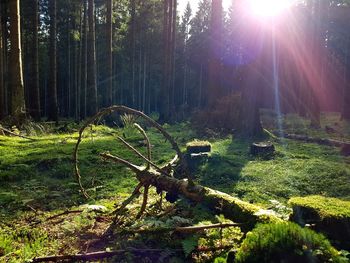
(124, 223, 242, 234)
(137, 185, 149, 218)
(116, 136, 167, 175)
(134, 123, 151, 169)
(274, 131, 350, 147)
(73, 105, 189, 199)
(0, 126, 36, 141)
(100, 152, 142, 174)
(31, 248, 183, 262)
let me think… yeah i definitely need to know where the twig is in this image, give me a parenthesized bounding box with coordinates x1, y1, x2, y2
(46, 210, 83, 221)
(31, 248, 183, 262)
(113, 182, 143, 219)
(99, 152, 142, 174)
(134, 123, 152, 169)
(0, 126, 36, 141)
(116, 136, 168, 176)
(137, 185, 149, 218)
(124, 223, 241, 234)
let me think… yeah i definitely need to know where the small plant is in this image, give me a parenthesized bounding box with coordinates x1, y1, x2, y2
(233, 222, 345, 263)
(120, 114, 138, 138)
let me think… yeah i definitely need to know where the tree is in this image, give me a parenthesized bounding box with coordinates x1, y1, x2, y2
(8, 0, 25, 118)
(0, 2, 4, 120)
(80, 0, 88, 119)
(86, 0, 98, 116)
(207, 0, 223, 109)
(160, 0, 176, 121)
(105, 0, 113, 108)
(28, 0, 41, 120)
(48, 0, 58, 121)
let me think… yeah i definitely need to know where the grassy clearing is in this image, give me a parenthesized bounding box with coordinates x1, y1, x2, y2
(0, 113, 349, 261)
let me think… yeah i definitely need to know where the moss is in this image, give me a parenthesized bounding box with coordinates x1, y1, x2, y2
(202, 188, 280, 229)
(288, 196, 350, 220)
(289, 196, 350, 250)
(186, 140, 211, 148)
(233, 222, 346, 263)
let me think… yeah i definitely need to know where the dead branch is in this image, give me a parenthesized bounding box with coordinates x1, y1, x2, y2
(137, 185, 149, 218)
(134, 123, 151, 169)
(73, 105, 188, 199)
(31, 248, 183, 262)
(124, 223, 242, 234)
(0, 125, 36, 141)
(116, 136, 167, 175)
(100, 152, 142, 173)
(114, 182, 143, 217)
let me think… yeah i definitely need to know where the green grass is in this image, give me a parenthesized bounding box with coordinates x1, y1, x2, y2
(0, 113, 349, 261)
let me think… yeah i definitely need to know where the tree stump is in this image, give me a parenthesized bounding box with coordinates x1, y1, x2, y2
(341, 144, 350, 156)
(186, 140, 211, 154)
(250, 142, 275, 156)
(186, 140, 211, 172)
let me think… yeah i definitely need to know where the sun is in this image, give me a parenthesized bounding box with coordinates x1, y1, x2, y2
(247, 0, 293, 17)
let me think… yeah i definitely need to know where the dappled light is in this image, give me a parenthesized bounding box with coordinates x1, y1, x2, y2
(1, 0, 350, 262)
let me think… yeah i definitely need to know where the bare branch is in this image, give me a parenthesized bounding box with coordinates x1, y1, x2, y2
(134, 123, 151, 169)
(117, 136, 169, 176)
(0, 125, 36, 141)
(73, 105, 188, 199)
(99, 152, 142, 173)
(31, 248, 183, 262)
(137, 185, 149, 218)
(124, 223, 241, 234)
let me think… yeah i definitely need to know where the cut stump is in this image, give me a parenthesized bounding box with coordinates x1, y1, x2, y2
(250, 142, 275, 156)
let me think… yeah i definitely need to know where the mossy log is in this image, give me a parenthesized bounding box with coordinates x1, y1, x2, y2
(75, 106, 279, 231)
(289, 196, 350, 250)
(101, 153, 279, 229)
(274, 132, 350, 148)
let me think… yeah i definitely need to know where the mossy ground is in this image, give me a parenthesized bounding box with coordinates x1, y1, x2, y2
(0, 112, 349, 261)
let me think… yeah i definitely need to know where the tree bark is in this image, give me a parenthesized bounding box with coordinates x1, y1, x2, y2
(106, 0, 113, 108)
(86, 0, 98, 116)
(28, 0, 40, 121)
(0, 2, 4, 120)
(80, 0, 88, 120)
(48, 0, 58, 121)
(8, 0, 25, 118)
(207, 0, 223, 109)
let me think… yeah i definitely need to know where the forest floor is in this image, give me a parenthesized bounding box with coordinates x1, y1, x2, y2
(0, 111, 350, 262)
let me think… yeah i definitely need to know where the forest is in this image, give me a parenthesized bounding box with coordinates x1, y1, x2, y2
(0, 0, 350, 262)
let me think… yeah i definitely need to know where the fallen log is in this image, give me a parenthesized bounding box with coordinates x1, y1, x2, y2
(74, 106, 279, 233)
(273, 131, 350, 148)
(100, 152, 278, 229)
(0, 125, 36, 141)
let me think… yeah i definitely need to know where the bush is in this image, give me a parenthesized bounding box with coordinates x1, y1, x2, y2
(233, 222, 345, 263)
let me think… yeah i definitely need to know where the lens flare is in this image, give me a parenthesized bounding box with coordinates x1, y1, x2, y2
(248, 0, 293, 17)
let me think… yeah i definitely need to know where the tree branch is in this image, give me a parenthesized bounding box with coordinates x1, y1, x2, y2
(134, 123, 151, 169)
(31, 248, 183, 262)
(116, 136, 167, 175)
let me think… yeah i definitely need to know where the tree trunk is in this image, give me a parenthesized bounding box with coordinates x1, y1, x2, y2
(48, 0, 58, 121)
(28, 0, 40, 121)
(8, 0, 25, 118)
(342, 41, 350, 120)
(80, 0, 88, 120)
(207, 0, 223, 109)
(106, 0, 113, 108)
(0, 2, 4, 120)
(86, 0, 98, 116)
